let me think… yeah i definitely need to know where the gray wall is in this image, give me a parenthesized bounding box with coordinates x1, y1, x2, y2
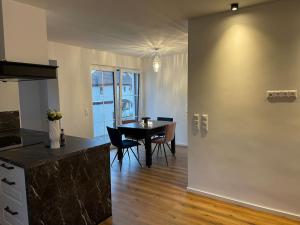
(188, 0, 300, 218)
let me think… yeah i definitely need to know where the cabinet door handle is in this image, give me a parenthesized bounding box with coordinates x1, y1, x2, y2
(4, 207, 18, 216)
(1, 178, 15, 186)
(0, 163, 14, 170)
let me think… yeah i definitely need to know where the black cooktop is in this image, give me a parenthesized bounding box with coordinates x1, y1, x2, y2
(0, 135, 22, 150)
(0, 133, 43, 151)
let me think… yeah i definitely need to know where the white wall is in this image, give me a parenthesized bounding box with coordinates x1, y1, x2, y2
(0, 82, 19, 112)
(48, 41, 141, 138)
(0, 0, 48, 64)
(0, 0, 50, 131)
(188, 0, 300, 219)
(142, 52, 188, 146)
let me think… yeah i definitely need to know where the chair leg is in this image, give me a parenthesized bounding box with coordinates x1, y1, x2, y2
(130, 147, 143, 168)
(126, 148, 131, 160)
(166, 143, 176, 158)
(151, 143, 158, 155)
(136, 140, 140, 160)
(163, 144, 168, 166)
(166, 143, 172, 151)
(119, 159, 122, 171)
(111, 152, 118, 167)
(157, 144, 161, 157)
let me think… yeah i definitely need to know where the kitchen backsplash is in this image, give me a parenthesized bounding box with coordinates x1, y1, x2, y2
(0, 111, 20, 132)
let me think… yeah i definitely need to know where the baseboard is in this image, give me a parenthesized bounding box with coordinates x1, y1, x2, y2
(187, 187, 300, 222)
(176, 143, 188, 147)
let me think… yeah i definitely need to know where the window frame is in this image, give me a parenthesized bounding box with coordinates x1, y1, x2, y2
(90, 65, 141, 137)
(119, 69, 140, 124)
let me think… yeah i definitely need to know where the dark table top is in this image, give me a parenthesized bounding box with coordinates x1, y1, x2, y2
(0, 129, 110, 169)
(118, 120, 172, 130)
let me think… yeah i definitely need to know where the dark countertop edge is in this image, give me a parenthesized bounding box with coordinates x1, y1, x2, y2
(0, 143, 111, 169)
(0, 128, 111, 169)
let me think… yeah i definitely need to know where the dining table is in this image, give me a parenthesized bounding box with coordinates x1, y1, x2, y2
(118, 120, 176, 168)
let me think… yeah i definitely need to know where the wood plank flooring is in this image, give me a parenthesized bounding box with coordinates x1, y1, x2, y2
(100, 146, 300, 225)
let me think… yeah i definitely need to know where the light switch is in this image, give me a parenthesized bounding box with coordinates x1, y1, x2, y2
(201, 114, 208, 132)
(193, 113, 200, 131)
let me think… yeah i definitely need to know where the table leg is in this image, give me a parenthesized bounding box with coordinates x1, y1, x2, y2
(171, 134, 176, 155)
(145, 136, 152, 168)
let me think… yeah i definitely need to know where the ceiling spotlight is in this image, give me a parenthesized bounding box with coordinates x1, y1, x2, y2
(231, 3, 239, 12)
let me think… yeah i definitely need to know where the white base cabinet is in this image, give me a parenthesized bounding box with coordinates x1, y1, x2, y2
(0, 160, 29, 225)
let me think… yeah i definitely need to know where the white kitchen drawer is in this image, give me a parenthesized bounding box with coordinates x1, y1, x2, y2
(0, 160, 24, 181)
(0, 160, 26, 203)
(0, 194, 28, 225)
(1, 179, 25, 203)
(0, 160, 16, 179)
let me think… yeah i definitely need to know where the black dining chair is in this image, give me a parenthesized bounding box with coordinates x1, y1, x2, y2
(123, 119, 147, 159)
(106, 126, 142, 168)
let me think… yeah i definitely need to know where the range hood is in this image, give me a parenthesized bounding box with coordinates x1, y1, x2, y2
(0, 60, 58, 81)
(0, 0, 58, 82)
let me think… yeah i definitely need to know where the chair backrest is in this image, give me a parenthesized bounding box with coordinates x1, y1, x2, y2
(157, 117, 173, 122)
(164, 122, 176, 142)
(106, 126, 122, 148)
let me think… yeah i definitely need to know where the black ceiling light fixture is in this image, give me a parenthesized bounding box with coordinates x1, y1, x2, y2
(231, 3, 239, 12)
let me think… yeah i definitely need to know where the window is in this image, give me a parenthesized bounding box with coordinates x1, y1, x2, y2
(91, 69, 116, 137)
(121, 71, 139, 123)
(91, 67, 140, 137)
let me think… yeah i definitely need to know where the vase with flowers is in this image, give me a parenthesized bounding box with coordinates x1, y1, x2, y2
(47, 109, 62, 149)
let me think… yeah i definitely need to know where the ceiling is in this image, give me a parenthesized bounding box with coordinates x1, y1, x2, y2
(16, 0, 275, 57)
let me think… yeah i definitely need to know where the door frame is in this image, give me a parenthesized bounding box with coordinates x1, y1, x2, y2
(90, 65, 117, 137)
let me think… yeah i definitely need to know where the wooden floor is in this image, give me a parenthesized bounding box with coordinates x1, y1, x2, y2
(101, 146, 300, 225)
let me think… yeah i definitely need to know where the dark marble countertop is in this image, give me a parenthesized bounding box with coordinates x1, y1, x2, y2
(0, 129, 111, 169)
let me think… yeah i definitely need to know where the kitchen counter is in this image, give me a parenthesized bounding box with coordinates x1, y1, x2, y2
(0, 129, 110, 168)
(0, 129, 112, 225)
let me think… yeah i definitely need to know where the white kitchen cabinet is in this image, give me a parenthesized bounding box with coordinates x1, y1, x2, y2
(0, 160, 29, 225)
